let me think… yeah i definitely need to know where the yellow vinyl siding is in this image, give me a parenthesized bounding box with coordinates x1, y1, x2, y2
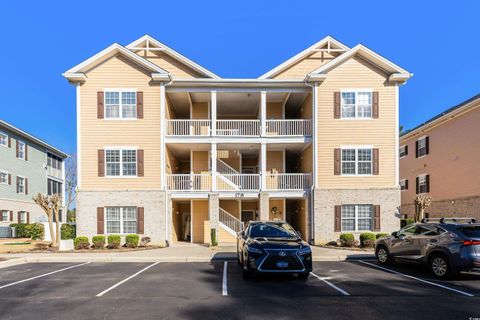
(317, 56, 396, 188)
(192, 200, 208, 243)
(219, 200, 240, 219)
(80, 54, 161, 190)
(273, 51, 339, 79)
(191, 102, 209, 119)
(267, 102, 283, 119)
(269, 199, 285, 220)
(138, 51, 204, 79)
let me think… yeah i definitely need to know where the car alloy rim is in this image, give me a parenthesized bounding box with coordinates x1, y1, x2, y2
(432, 257, 447, 276)
(377, 249, 388, 262)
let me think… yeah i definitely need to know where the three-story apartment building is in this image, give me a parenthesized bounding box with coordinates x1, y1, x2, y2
(64, 35, 411, 245)
(400, 94, 480, 220)
(0, 120, 68, 225)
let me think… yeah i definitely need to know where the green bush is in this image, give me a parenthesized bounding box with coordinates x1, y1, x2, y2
(92, 235, 106, 249)
(210, 228, 218, 246)
(74, 236, 90, 250)
(125, 234, 139, 248)
(10, 223, 44, 239)
(107, 235, 121, 249)
(61, 224, 76, 240)
(359, 232, 376, 247)
(339, 233, 355, 247)
(376, 232, 390, 239)
(25, 223, 44, 240)
(401, 218, 415, 228)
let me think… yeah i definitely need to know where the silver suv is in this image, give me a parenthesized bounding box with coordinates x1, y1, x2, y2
(375, 218, 480, 278)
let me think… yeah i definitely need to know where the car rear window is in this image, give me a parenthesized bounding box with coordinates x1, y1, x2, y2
(458, 226, 480, 238)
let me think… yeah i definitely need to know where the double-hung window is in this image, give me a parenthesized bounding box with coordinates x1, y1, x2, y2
(0, 132, 7, 147)
(105, 149, 137, 177)
(19, 211, 27, 223)
(1, 210, 9, 222)
(17, 177, 25, 194)
(105, 91, 136, 119)
(418, 175, 429, 194)
(0, 171, 8, 184)
(341, 205, 373, 232)
(417, 137, 427, 157)
(17, 141, 26, 160)
(341, 148, 372, 175)
(341, 91, 372, 119)
(400, 179, 408, 191)
(105, 207, 137, 234)
(399, 145, 408, 158)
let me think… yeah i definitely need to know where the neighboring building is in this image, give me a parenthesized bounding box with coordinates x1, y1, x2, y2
(64, 35, 411, 245)
(400, 94, 480, 220)
(0, 120, 68, 226)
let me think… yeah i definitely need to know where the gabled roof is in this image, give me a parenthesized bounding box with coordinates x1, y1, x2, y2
(0, 120, 68, 158)
(126, 35, 221, 79)
(401, 93, 480, 140)
(258, 36, 349, 79)
(308, 44, 412, 82)
(63, 43, 171, 82)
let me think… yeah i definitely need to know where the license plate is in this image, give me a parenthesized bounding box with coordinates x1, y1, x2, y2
(276, 261, 289, 268)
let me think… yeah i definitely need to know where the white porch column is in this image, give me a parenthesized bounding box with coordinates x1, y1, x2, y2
(211, 142, 217, 191)
(211, 90, 217, 136)
(260, 91, 266, 136)
(160, 84, 166, 189)
(260, 142, 267, 190)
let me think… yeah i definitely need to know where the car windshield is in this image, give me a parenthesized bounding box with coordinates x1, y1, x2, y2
(458, 226, 480, 238)
(249, 223, 298, 238)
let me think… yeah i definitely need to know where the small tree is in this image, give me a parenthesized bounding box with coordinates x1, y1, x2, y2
(65, 155, 77, 213)
(33, 193, 63, 247)
(414, 194, 432, 222)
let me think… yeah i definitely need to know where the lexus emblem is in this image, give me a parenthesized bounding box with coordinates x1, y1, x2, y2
(279, 251, 286, 257)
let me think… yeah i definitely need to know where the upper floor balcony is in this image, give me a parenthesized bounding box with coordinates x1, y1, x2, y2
(166, 119, 312, 137)
(165, 91, 312, 139)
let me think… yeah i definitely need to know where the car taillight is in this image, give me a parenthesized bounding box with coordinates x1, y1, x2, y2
(463, 240, 480, 246)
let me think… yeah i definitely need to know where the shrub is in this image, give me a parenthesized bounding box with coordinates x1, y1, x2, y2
(339, 233, 355, 247)
(61, 224, 76, 240)
(107, 235, 121, 249)
(376, 232, 390, 239)
(10, 223, 28, 238)
(125, 234, 139, 248)
(74, 236, 90, 250)
(25, 223, 44, 240)
(401, 218, 415, 228)
(210, 228, 218, 246)
(140, 236, 151, 247)
(359, 232, 376, 247)
(92, 235, 106, 249)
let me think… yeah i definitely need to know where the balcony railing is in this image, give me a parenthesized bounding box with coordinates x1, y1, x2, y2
(166, 173, 311, 191)
(216, 120, 260, 136)
(265, 119, 312, 136)
(265, 173, 312, 190)
(166, 174, 212, 191)
(166, 120, 210, 136)
(165, 119, 311, 137)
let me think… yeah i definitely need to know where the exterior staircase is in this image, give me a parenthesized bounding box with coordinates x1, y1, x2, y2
(216, 159, 240, 190)
(219, 207, 244, 237)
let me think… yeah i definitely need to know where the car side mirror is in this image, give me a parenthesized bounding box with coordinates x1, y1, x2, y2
(239, 231, 245, 238)
(391, 231, 398, 238)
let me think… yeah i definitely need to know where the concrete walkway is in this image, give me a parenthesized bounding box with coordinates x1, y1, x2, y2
(0, 244, 375, 266)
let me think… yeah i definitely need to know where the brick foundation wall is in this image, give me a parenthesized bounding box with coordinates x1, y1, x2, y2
(401, 195, 480, 220)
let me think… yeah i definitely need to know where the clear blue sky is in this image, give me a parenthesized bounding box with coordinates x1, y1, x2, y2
(1, 1, 478, 155)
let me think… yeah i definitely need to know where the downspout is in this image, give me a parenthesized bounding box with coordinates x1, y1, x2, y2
(162, 76, 173, 246)
(304, 75, 316, 244)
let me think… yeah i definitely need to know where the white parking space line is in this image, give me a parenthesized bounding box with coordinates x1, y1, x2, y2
(0, 262, 91, 290)
(96, 262, 160, 297)
(222, 261, 228, 296)
(310, 272, 350, 296)
(358, 260, 474, 297)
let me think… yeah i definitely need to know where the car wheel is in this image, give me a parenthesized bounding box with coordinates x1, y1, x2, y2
(376, 245, 391, 265)
(429, 254, 452, 279)
(242, 254, 252, 278)
(298, 272, 310, 280)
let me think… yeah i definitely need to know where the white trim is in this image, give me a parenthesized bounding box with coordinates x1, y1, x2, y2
(160, 84, 166, 189)
(16, 175, 26, 194)
(76, 83, 82, 189)
(104, 148, 138, 178)
(0, 170, 8, 185)
(313, 84, 318, 187)
(63, 43, 169, 76)
(16, 140, 26, 160)
(104, 206, 138, 235)
(340, 146, 374, 176)
(339, 89, 373, 120)
(103, 90, 138, 120)
(310, 44, 412, 79)
(340, 204, 374, 232)
(395, 84, 400, 187)
(126, 35, 220, 79)
(259, 36, 349, 79)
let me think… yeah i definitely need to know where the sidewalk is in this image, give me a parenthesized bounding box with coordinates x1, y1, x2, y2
(0, 244, 375, 266)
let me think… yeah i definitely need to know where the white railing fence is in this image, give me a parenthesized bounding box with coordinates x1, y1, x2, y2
(216, 120, 260, 136)
(265, 119, 312, 136)
(219, 208, 244, 233)
(217, 174, 260, 191)
(217, 159, 239, 175)
(166, 120, 211, 136)
(166, 174, 212, 191)
(265, 173, 312, 190)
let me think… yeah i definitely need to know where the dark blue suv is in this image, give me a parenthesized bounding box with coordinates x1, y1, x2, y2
(375, 218, 480, 278)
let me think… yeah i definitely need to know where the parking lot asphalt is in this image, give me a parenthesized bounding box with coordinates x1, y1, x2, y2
(0, 259, 479, 320)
